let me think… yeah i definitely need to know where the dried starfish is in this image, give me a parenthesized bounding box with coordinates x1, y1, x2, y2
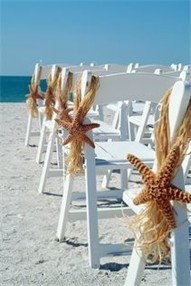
(52, 97, 73, 123)
(45, 85, 55, 105)
(127, 145, 191, 229)
(26, 84, 44, 101)
(57, 106, 100, 148)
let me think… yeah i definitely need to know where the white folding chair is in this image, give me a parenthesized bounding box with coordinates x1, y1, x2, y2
(127, 70, 189, 146)
(37, 66, 131, 194)
(108, 66, 182, 145)
(35, 64, 127, 163)
(25, 63, 49, 146)
(56, 70, 183, 269)
(37, 67, 74, 193)
(36, 62, 133, 160)
(104, 71, 187, 187)
(35, 64, 63, 166)
(123, 80, 191, 286)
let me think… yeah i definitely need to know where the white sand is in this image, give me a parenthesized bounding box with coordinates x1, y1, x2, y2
(1, 103, 174, 285)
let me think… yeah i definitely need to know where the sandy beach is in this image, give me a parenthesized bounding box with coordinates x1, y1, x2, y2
(0, 103, 176, 285)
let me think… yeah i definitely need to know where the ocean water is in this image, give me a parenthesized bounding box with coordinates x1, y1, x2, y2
(0, 76, 47, 102)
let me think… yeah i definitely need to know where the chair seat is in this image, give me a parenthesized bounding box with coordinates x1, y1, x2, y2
(95, 141, 155, 165)
(128, 114, 154, 128)
(123, 184, 191, 216)
(92, 119, 120, 141)
(43, 118, 121, 140)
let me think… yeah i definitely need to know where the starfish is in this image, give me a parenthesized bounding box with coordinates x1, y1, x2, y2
(45, 85, 55, 105)
(26, 84, 44, 101)
(56, 106, 100, 148)
(52, 97, 73, 123)
(127, 145, 191, 229)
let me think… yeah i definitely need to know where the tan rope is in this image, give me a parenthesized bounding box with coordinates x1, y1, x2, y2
(65, 76, 82, 174)
(26, 66, 44, 118)
(155, 92, 191, 178)
(44, 67, 61, 120)
(73, 75, 82, 112)
(66, 75, 100, 174)
(55, 71, 73, 108)
(128, 88, 191, 264)
(154, 88, 171, 169)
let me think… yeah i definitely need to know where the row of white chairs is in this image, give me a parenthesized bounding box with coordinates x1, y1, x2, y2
(25, 62, 189, 192)
(36, 64, 190, 195)
(25, 62, 191, 285)
(25, 62, 133, 147)
(25, 62, 189, 147)
(55, 68, 191, 285)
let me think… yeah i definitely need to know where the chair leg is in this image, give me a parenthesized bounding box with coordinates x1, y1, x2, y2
(120, 169, 128, 189)
(56, 137, 63, 169)
(38, 110, 44, 129)
(124, 244, 145, 286)
(36, 121, 47, 164)
(170, 207, 191, 285)
(56, 174, 74, 241)
(38, 129, 57, 193)
(128, 122, 136, 141)
(25, 113, 32, 146)
(101, 170, 112, 189)
(84, 146, 101, 269)
(102, 168, 129, 190)
(170, 170, 191, 286)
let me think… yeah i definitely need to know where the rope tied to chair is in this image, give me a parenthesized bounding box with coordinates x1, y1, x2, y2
(57, 74, 100, 174)
(26, 66, 44, 118)
(126, 88, 191, 264)
(58, 72, 73, 107)
(53, 71, 74, 113)
(53, 71, 74, 135)
(44, 67, 62, 120)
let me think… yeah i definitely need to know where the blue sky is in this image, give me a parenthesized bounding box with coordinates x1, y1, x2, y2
(1, 0, 190, 75)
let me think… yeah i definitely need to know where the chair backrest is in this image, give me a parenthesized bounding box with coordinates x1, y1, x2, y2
(104, 63, 130, 72)
(79, 71, 186, 141)
(32, 62, 105, 80)
(131, 64, 176, 73)
(32, 63, 65, 80)
(81, 71, 182, 106)
(31, 63, 49, 81)
(50, 67, 73, 123)
(60, 66, 137, 123)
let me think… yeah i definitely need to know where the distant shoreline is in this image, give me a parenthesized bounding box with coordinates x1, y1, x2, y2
(0, 76, 47, 103)
(0, 75, 31, 77)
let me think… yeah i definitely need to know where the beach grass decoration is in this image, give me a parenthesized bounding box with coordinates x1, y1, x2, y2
(52, 71, 74, 155)
(26, 66, 44, 118)
(53, 71, 74, 122)
(127, 88, 191, 264)
(44, 67, 62, 120)
(57, 75, 100, 174)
